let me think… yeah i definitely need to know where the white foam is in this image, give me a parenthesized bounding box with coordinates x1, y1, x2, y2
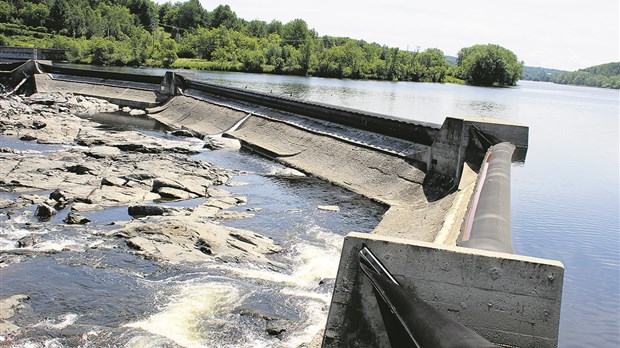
(267, 167, 306, 177)
(126, 282, 241, 348)
(0, 225, 51, 251)
(34, 313, 79, 330)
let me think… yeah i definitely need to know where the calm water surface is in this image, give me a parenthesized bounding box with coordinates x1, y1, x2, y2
(19, 65, 620, 346)
(185, 71, 619, 347)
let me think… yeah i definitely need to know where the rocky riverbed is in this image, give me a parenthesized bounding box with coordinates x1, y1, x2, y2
(0, 92, 289, 342)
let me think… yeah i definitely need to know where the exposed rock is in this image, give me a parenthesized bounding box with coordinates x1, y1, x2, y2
(115, 218, 283, 266)
(31, 120, 47, 129)
(205, 197, 238, 210)
(35, 203, 56, 221)
(157, 187, 197, 200)
(49, 189, 69, 202)
(234, 196, 248, 205)
(266, 319, 288, 336)
(63, 211, 91, 225)
(152, 177, 208, 197)
(66, 164, 96, 175)
(171, 129, 200, 138)
(71, 202, 100, 212)
(190, 205, 220, 219)
(101, 177, 126, 187)
(19, 134, 37, 141)
(207, 188, 231, 197)
(87, 146, 121, 159)
(127, 205, 179, 218)
(17, 235, 36, 248)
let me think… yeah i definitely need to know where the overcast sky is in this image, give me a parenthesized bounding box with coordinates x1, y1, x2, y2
(157, 0, 619, 71)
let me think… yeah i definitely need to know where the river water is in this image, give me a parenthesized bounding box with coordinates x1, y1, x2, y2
(3, 65, 619, 347)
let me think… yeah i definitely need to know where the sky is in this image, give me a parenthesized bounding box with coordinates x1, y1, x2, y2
(156, 0, 619, 71)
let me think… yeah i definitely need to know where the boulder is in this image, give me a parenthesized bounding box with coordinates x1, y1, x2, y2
(157, 187, 197, 200)
(19, 134, 37, 141)
(127, 205, 178, 217)
(17, 235, 36, 248)
(266, 319, 288, 336)
(63, 211, 91, 225)
(35, 203, 56, 221)
(49, 189, 69, 202)
(31, 120, 47, 129)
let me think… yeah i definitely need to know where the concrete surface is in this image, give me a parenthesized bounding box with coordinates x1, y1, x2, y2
(323, 233, 564, 348)
(34, 74, 158, 108)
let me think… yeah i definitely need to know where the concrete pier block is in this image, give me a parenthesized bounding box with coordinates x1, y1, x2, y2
(323, 233, 564, 348)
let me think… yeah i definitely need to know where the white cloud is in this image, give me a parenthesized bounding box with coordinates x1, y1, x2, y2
(152, 0, 620, 70)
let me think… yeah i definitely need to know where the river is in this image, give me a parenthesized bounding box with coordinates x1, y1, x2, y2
(172, 70, 620, 347)
(4, 64, 620, 347)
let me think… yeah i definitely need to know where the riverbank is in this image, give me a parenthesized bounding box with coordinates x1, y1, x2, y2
(0, 92, 296, 342)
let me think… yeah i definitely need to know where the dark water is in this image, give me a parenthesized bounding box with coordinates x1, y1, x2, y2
(0, 118, 386, 347)
(7, 64, 620, 346)
(179, 71, 619, 347)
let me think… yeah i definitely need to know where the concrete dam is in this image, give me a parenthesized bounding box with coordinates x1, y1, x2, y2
(1, 60, 564, 347)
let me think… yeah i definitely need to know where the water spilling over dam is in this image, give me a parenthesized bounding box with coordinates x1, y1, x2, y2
(0, 60, 564, 347)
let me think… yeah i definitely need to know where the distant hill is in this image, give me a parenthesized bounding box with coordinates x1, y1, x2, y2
(581, 62, 620, 76)
(521, 66, 566, 82)
(445, 54, 620, 89)
(550, 62, 620, 89)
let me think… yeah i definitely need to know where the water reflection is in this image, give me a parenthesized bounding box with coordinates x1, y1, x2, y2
(463, 100, 508, 117)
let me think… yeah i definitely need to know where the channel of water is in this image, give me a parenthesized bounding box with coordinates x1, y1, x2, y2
(0, 112, 387, 347)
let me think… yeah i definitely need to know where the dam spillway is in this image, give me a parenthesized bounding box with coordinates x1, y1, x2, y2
(0, 60, 564, 347)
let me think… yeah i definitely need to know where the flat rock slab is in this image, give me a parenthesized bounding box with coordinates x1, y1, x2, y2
(116, 217, 284, 267)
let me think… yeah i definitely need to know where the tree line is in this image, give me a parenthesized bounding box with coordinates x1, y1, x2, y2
(522, 63, 620, 89)
(0, 0, 523, 86)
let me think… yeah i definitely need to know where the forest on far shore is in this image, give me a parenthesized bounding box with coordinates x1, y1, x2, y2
(522, 63, 620, 89)
(2, 0, 616, 89)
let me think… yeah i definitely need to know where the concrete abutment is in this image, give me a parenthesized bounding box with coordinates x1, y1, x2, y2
(2, 61, 563, 347)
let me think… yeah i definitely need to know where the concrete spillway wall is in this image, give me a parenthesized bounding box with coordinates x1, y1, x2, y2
(8, 61, 562, 347)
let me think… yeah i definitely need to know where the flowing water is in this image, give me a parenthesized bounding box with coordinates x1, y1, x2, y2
(3, 64, 620, 347)
(0, 111, 387, 347)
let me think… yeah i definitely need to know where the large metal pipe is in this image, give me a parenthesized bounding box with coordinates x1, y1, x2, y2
(459, 142, 515, 254)
(359, 247, 500, 348)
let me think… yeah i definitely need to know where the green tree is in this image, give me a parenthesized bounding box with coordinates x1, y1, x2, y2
(98, 3, 136, 39)
(282, 19, 309, 48)
(245, 20, 267, 38)
(18, 2, 49, 27)
(0, 1, 13, 23)
(208, 4, 241, 30)
(176, 0, 207, 30)
(457, 44, 523, 86)
(48, 0, 69, 33)
(125, 0, 159, 31)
